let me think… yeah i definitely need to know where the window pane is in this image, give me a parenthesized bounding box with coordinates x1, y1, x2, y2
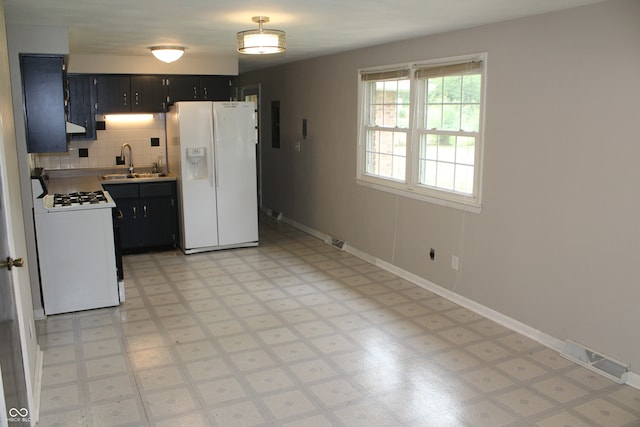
(397, 104, 410, 128)
(461, 104, 480, 132)
(424, 134, 438, 160)
(366, 130, 379, 152)
(370, 80, 410, 129)
(456, 136, 475, 165)
(462, 74, 481, 103)
(436, 162, 455, 190)
(426, 105, 442, 129)
(442, 104, 461, 131)
(420, 160, 437, 187)
(438, 135, 455, 163)
(427, 77, 443, 104)
(379, 131, 393, 154)
(382, 104, 396, 127)
(454, 164, 474, 194)
(393, 154, 406, 180)
(394, 133, 406, 157)
(443, 75, 462, 103)
(366, 151, 378, 175)
(365, 129, 406, 180)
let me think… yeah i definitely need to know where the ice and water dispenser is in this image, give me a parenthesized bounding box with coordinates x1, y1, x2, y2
(186, 147, 207, 179)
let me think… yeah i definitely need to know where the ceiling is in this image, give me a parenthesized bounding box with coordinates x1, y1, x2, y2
(3, 0, 606, 73)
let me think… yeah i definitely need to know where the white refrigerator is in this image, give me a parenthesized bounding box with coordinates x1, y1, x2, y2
(166, 101, 258, 254)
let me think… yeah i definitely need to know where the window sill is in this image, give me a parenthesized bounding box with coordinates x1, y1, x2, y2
(355, 177, 482, 214)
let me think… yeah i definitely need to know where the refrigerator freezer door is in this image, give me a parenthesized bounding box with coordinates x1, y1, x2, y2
(173, 102, 220, 250)
(213, 102, 259, 246)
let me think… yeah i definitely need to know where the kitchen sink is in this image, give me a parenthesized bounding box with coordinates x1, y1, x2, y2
(101, 173, 132, 180)
(101, 173, 167, 180)
(131, 172, 166, 178)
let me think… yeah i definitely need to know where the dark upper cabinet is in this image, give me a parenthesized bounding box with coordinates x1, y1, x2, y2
(131, 75, 167, 112)
(200, 76, 231, 100)
(20, 55, 67, 153)
(94, 75, 131, 113)
(74, 74, 232, 115)
(166, 75, 231, 103)
(67, 74, 96, 140)
(95, 75, 166, 114)
(165, 75, 200, 102)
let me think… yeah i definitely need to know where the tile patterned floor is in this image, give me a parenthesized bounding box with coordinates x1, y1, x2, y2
(36, 217, 640, 426)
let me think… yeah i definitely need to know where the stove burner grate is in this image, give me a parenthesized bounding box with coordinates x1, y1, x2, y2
(52, 190, 109, 208)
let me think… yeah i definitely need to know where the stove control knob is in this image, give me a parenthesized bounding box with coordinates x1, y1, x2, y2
(1, 257, 24, 271)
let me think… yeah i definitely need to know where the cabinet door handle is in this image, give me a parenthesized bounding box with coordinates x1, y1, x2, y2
(203, 87, 208, 99)
(132, 206, 137, 219)
(123, 92, 127, 106)
(116, 209, 124, 220)
(135, 92, 139, 105)
(193, 86, 198, 99)
(143, 205, 147, 218)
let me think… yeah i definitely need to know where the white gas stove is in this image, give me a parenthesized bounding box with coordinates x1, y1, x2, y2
(31, 177, 120, 315)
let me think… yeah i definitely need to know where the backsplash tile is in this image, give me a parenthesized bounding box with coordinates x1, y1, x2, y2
(34, 114, 166, 171)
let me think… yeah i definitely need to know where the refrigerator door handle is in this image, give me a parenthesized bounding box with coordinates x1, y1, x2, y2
(210, 110, 219, 189)
(208, 113, 217, 189)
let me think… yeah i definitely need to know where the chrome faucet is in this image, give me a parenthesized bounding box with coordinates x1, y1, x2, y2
(121, 143, 134, 174)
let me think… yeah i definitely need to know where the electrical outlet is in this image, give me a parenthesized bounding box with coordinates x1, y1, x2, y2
(452, 255, 459, 271)
(429, 248, 435, 260)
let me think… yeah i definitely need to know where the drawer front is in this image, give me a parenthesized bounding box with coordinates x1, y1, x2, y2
(103, 183, 139, 199)
(139, 182, 175, 198)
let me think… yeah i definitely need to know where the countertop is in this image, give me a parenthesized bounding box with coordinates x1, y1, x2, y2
(38, 168, 176, 194)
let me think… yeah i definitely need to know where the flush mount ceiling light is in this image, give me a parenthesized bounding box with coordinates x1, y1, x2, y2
(237, 16, 286, 55)
(149, 46, 185, 63)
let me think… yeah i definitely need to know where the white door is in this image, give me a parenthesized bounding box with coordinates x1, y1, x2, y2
(213, 102, 258, 246)
(0, 140, 29, 424)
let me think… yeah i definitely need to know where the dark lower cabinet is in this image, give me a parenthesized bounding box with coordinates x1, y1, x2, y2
(104, 181, 178, 253)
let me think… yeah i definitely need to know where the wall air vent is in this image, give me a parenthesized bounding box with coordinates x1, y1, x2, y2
(326, 236, 346, 250)
(266, 209, 282, 220)
(561, 340, 629, 383)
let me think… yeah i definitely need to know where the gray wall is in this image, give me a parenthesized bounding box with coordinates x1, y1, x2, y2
(237, 0, 640, 370)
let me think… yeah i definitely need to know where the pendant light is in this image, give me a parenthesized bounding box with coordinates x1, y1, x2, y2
(149, 46, 185, 63)
(237, 16, 286, 55)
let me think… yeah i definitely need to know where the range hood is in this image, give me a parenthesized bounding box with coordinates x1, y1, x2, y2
(66, 121, 86, 134)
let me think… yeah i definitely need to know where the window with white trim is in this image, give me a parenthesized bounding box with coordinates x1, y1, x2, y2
(357, 54, 486, 211)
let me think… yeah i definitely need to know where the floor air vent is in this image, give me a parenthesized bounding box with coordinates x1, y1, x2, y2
(561, 340, 629, 383)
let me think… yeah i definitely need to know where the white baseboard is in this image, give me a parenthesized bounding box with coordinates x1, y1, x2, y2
(273, 211, 639, 391)
(31, 347, 43, 426)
